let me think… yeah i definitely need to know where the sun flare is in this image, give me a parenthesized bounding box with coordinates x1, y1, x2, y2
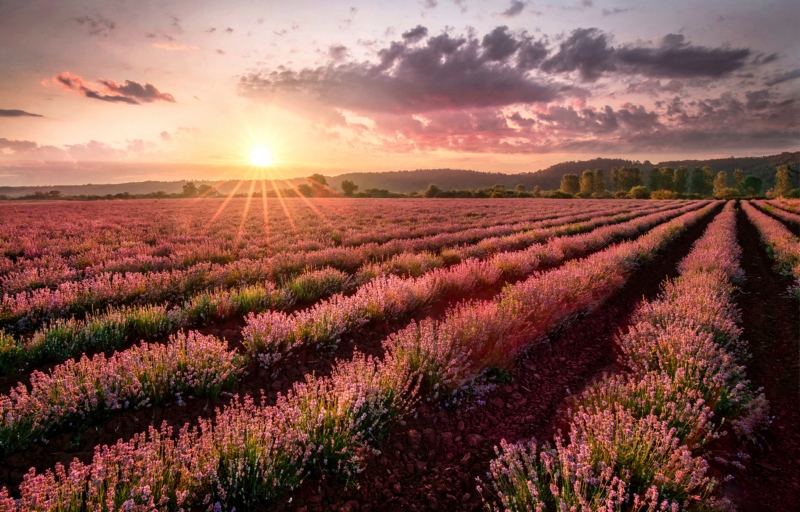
(249, 146, 274, 167)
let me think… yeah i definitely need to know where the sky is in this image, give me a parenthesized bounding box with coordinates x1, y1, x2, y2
(0, 0, 798, 186)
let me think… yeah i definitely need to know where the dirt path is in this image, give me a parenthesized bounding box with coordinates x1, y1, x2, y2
(722, 206, 800, 510)
(283, 205, 720, 512)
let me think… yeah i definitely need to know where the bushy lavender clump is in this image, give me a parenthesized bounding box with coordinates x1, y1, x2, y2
(0, 331, 242, 456)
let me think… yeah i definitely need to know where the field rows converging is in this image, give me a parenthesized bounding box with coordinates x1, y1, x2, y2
(0, 201, 709, 464)
(0, 200, 684, 373)
(752, 199, 800, 229)
(0, 202, 722, 509)
(742, 200, 800, 297)
(0, 199, 612, 294)
(483, 201, 767, 511)
(0, 197, 789, 512)
(0, 200, 680, 333)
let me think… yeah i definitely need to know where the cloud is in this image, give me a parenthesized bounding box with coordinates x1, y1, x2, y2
(0, 138, 38, 153)
(216, 49, 225, 55)
(328, 45, 349, 61)
(602, 8, 632, 16)
(0, 109, 43, 117)
(453, 0, 468, 14)
(99, 79, 176, 103)
(625, 78, 684, 96)
(542, 28, 751, 81)
(765, 68, 800, 86)
(152, 43, 199, 51)
(239, 27, 563, 115)
(205, 27, 216, 33)
(615, 34, 751, 78)
(237, 26, 793, 157)
(65, 140, 128, 160)
(160, 131, 172, 141)
(421, 0, 437, 9)
(402, 25, 428, 43)
(541, 28, 615, 81)
(501, 1, 527, 17)
(225, 27, 234, 34)
(75, 14, 115, 37)
(44, 72, 176, 104)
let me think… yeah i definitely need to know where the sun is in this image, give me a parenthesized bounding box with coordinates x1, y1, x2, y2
(249, 146, 274, 167)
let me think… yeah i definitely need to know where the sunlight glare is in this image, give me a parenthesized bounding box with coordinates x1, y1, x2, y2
(250, 146, 274, 167)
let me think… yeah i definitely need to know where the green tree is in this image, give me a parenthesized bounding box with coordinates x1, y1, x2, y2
(424, 184, 443, 198)
(775, 165, 792, 197)
(297, 183, 313, 197)
(713, 171, 728, 196)
(197, 184, 213, 196)
(182, 182, 198, 197)
(593, 169, 606, 195)
(648, 168, 662, 191)
(629, 186, 651, 199)
(732, 169, 745, 192)
(610, 167, 643, 192)
(341, 180, 358, 197)
(515, 184, 526, 193)
(743, 175, 762, 196)
(690, 167, 713, 196)
(560, 174, 580, 195)
(308, 174, 328, 186)
(579, 169, 594, 195)
(660, 167, 674, 192)
(674, 166, 688, 194)
(532, 185, 542, 197)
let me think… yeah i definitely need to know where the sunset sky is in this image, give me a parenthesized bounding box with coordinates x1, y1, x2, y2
(0, 0, 798, 186)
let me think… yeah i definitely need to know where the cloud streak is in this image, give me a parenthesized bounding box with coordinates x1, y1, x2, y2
(0, 109, 43, 117)
(44, 72, 175, 105)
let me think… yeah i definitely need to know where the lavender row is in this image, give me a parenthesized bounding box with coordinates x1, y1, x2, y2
(754, 199, 800, 226)
(0, 203, 717, 510)
(483, 202, 767, 511)
(742, 200, 800, 296)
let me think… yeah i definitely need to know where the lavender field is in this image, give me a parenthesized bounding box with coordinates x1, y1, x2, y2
(0, 198, 796, 511)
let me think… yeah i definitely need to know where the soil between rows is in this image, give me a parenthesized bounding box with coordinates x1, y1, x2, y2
(720, 207, 800, 510)
(275, 205, 721, 512)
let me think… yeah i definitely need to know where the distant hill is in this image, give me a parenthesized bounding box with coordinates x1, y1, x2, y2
(0, 152, 796, 197)
(331, 152, 798, 192)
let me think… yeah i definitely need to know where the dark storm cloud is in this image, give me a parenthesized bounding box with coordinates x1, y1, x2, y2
(501, 1, 527, 17)
(0, 109, 43, 117)
(47, 72, 175, 105)
(402, 25, 428, 43)
(542, 29, 751, 81)
(239, 28, 564, 114)
(75, 14, 115, 36)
